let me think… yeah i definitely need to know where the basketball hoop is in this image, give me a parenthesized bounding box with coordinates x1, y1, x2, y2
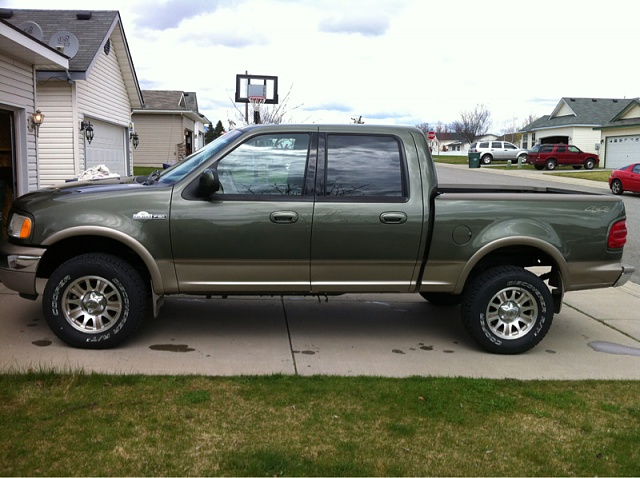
(248, 95, 265, 124)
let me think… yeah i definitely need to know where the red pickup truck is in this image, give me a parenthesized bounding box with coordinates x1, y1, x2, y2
(527, 144, 599, 170)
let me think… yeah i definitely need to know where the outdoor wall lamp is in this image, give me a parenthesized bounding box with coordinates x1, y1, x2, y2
(130, 131, 139, 149)
(80, 120, 94, 144)
(28, 109, 45, 136)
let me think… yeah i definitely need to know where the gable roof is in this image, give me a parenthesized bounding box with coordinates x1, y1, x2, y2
(136, 90, 208, 123)
(1, 8, 142, 108)
(521, 97, 637, 132)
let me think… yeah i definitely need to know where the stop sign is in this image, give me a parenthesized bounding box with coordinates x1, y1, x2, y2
(427, 131, 436, 140)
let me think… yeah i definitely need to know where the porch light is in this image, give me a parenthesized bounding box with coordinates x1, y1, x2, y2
(80, 120, 94, 144)
(28, 110, 45, 136)
(130, 131, 139, 149)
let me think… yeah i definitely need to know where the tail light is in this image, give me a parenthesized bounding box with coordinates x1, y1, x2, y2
(608, 220, 627, 249)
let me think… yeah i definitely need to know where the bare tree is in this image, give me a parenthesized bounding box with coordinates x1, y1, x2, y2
(230, 84, 305, 126)
(415, 122, 431, 135)
(452, 104, 493, 144)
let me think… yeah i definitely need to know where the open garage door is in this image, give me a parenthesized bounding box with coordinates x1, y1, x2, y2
(605, 135, 640, 169)
(85, 119, 128, 176)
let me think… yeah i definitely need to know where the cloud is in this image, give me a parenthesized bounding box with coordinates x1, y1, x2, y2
(318, 14, 389, 37)
(305, 102, 352, 113)
(133, 0, 233, 30)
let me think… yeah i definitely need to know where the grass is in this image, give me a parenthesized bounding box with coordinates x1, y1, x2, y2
(134, 166, 158, 176)
(1, 373, 639, 476)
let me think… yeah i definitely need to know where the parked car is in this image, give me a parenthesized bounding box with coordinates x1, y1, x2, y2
(527, 144, 599, 170)
(609, 163, 640, 195)
(468, 141, 528, 165)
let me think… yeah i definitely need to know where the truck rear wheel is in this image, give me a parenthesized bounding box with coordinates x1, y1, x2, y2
(461, 266, 553, 354)
(43, 253, 147, 349)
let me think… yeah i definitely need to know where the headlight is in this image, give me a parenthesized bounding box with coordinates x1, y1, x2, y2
(7, 213, 33, 239)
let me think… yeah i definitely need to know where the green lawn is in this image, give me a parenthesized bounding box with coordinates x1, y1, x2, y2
(1, 373, 639, 476)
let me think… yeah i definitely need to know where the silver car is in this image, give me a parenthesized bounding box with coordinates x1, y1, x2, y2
(469, 141, 528, 165)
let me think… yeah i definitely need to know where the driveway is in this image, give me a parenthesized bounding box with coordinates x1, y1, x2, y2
(2, 283, 640, 379)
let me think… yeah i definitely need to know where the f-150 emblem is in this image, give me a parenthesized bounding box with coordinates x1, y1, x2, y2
(133, 211, 167, 221)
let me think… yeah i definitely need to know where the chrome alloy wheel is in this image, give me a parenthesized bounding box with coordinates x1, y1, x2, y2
(485, 286, 539, 340)
(61, 276, 123, 333)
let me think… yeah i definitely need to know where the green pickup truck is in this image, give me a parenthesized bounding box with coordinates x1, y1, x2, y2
(0, 124, 634, 354)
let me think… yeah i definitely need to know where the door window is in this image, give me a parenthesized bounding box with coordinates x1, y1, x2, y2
(322, 134, 406, 200)
(216, 133, 310, 196)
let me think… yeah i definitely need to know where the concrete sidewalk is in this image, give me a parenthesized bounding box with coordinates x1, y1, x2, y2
(1, 281, 639, 379)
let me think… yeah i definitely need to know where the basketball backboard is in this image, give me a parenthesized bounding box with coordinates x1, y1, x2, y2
(235, 74, 279, 104)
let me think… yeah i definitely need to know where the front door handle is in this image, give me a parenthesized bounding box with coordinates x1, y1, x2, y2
(380, 212, 407, 224)
(270, 211, 299, 224)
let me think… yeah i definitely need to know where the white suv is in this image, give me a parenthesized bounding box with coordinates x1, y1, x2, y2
(469, 141, 528, 165)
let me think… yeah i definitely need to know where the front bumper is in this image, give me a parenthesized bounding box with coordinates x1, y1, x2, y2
(0, 241, 45, 296)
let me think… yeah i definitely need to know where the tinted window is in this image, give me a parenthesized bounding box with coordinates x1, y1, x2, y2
(216, 133, 310, 196)
(491, 142, 502, 148)
(556, 146, 566, 153)
(632, 164, 640, 174)
(504, 143, 517, 150)
(479, 142, 489, 148)
(541, 145, 553, 152)
(324, 134, 405, 199)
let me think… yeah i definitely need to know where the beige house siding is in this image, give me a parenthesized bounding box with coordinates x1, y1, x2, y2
(36, 34, 134, 185)
(132, 114, 186, 167)
(0, 51, 37, 193)
(36, 81, 76, 185)
(76, 40, 131, 126)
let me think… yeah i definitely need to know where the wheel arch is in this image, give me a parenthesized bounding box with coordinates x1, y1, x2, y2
(453, 238, 568, 311)
(37, 227, 165, 295)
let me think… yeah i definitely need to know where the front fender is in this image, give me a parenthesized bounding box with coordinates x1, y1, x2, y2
(42, 226, 169, 294)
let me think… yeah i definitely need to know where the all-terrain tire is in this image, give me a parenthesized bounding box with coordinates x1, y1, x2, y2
(43, 253, 147, 349)
(461, 266, 554, 354)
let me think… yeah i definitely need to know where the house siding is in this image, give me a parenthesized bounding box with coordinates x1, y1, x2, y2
(76, 40, 131, 126)
(36, 81, 76, 185)
(36, 34, 133, 186)
(0, 51, 37, 193)
(132, 114, 186, 167)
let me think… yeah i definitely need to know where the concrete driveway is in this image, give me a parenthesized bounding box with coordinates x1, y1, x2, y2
(2, 282, 640, 379)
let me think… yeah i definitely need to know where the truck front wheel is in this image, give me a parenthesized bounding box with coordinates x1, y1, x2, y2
(43, 253, 147, 349)
(461, 266, 553, 354)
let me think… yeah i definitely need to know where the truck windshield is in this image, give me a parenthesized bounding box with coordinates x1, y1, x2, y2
(155, 129, 244, 184)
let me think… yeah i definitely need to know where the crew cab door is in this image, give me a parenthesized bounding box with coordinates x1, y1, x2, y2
(310, 131, 425, 293)
(170, 131, 316, 293)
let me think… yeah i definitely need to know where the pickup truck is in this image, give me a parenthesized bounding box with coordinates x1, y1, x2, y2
(0, 125, 633, 354)
(527, 144, 599, 170)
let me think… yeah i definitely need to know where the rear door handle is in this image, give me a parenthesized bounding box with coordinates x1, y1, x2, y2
(270, 211, 299, 224)
(380, 212, 407, 224)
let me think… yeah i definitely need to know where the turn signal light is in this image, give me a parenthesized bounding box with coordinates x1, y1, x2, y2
(8, 214, 33, 239)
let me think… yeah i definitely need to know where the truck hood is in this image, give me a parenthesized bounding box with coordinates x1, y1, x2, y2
(13, 176, 157, 211)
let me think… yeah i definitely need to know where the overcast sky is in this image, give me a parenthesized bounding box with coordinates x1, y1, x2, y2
(3, 0, 639, 133)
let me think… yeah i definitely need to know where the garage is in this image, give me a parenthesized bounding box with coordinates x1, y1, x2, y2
(605, 135, 640, 169)
(85, 119, 129, 176)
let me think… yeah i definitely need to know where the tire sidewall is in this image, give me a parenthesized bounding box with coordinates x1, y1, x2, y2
(43, 254, 145, 349)
(462, 268, 553, 354)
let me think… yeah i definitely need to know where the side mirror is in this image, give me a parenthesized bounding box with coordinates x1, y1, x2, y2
(198, 168, 220, 196)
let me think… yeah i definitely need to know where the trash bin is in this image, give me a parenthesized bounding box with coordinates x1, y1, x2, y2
(468, 152, 481, 168)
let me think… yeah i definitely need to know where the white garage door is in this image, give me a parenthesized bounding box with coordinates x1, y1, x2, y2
(85, 119, 128, 176)
(606, 135, 640, 169)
